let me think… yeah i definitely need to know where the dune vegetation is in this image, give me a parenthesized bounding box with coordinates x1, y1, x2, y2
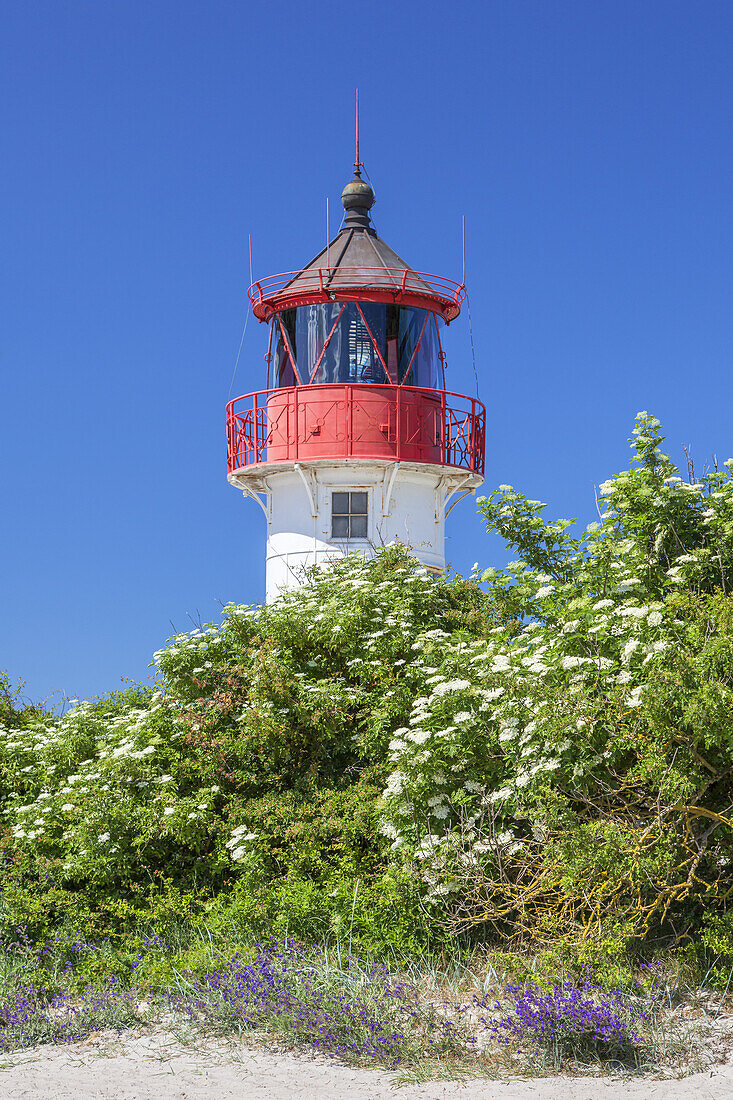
(2, 412, 733, 1075)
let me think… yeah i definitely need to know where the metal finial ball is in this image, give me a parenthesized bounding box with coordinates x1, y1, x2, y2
(341, 175, 375, 211)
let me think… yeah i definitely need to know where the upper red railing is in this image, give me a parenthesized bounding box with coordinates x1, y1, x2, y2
(247, 268, 466, 323)
(226, 384, 485, 478)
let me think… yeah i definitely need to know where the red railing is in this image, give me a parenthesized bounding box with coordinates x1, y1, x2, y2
(226, 384, 485, 477)
(247, 268, 466, 323)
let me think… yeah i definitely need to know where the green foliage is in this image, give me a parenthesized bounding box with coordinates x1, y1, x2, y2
(0, 548, 493, 955)
(380, 414, 733, 954)
(0, 672, 47, 730)
(2, 413, 733, 977)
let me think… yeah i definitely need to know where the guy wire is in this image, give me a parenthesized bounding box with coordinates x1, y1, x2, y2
(227, 306, 250, 401)
(227, 233, 254, 401)
(466, 291, 479, 398)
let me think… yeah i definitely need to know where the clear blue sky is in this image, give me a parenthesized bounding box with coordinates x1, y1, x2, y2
(3, 1, 732, 705)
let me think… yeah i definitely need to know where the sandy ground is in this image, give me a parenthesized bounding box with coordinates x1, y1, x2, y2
(0, 1030, 732, 1100)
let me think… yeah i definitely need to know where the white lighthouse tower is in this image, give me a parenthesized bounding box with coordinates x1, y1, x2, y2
(227, 155, 485, 603)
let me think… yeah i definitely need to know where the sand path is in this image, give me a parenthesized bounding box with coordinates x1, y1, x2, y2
(1, 1030, 732, 1099)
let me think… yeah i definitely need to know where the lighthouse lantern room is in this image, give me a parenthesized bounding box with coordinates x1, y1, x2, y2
(226, 143, 486, 603)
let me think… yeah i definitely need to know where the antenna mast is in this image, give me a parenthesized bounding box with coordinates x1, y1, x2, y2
(355, 88, 363, 175)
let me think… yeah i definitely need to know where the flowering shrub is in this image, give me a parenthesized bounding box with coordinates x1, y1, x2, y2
(0, 549, 490, 952)
(379, 414, 733, 951)
(0, 413, 732, 967)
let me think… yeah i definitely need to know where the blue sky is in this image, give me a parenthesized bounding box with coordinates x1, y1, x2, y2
(3, 0, 732, 705)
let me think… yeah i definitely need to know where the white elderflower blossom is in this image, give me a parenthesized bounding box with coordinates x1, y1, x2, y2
(434, 726, 457, 739)
(98, 833, 110, 843)
(561, 656, 587, 669)
(613, 580, 639, 594)
(432, 679, 471, 695)
(536, 586, 555, 598)
(385, 772, 404, 796)
(647, 610, 663, 626)
(618, 606, 648, 619)
(487, 787, 512, 803)
(625, 685, 645, 708)
(407, 729, 430, 745)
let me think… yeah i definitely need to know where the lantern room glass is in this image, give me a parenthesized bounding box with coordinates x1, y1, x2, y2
(268, 303, 444, 390)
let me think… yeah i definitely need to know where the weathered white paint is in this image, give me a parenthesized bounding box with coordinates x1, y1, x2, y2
(229, 459, 483, 603)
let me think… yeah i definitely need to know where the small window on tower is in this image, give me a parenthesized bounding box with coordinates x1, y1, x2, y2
(332, 491, 368, 539)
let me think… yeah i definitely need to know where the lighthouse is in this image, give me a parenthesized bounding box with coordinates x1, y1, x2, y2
(226, 151, 486, 603)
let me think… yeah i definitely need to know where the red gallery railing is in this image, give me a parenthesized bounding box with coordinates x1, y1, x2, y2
(248, 268, 466, 323)
(226, 384, 485, 477)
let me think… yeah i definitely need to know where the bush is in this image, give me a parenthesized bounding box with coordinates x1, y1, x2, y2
(380, 414, 733, 954)
(0, 548, 494, 955)
(2, 412, 733, 973)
